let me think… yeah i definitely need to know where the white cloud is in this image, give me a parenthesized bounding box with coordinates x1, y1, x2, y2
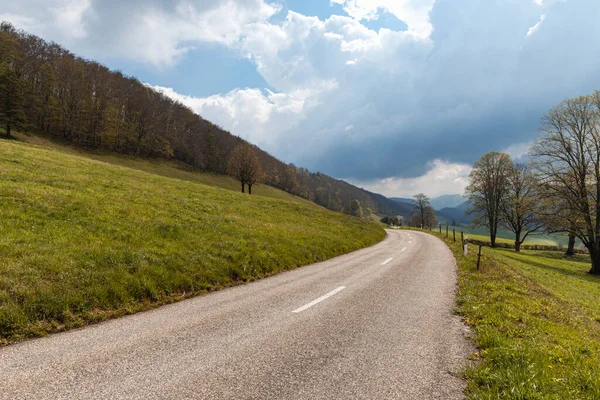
(526, 13, 546, 37)
(152, 80, 337, 149)
(502, 142, 533, 162)
(1, 0, 282, 67)
(348, 160, 472, 198)
(54, 0, 89, 39)
(0, 0, 91, 46)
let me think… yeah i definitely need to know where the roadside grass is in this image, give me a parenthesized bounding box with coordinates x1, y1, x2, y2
(0, 140, 385, 344)
(466, 233, 559, 247)
(458, 226, 579, 248)
(11, 130, 310, 204)
(401, 227, 600, 399)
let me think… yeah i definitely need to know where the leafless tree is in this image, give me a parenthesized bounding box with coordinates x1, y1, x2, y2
(424, 206, 437, 229)
(465, 151, 514, 247)
(227, 143, 263, 194)
(531, 92, 600, 275)
(411, 193, 437, 229)
(413, 193, 430, 228)
(501, 163, 543, 252)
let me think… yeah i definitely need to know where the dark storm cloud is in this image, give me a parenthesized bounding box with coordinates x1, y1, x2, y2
(279, 0, 600, 180)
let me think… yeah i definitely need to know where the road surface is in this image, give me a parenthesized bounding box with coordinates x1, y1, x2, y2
(0, 229, 472, 399)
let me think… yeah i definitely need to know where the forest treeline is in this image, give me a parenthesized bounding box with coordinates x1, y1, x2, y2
(0, 22, 405, 216)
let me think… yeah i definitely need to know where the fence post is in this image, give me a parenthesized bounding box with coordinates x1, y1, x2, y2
(453, 229, 456, 242)
(439, 225, 442, 234)
(446, 225, 449, 238)
(461, 231, 464, 246)
(477, 245, 482, 270)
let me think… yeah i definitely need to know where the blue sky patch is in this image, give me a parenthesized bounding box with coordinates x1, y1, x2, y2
(278, 0, 345, 21)
(361, 9, 408, 32)
(102, 44, 271, 97)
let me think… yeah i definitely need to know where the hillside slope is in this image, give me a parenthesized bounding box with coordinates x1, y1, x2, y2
(390, 197, 418, 217)
(361, 190, 415, 217)
(13, 131, 312, 205)
(436, 201, 473, 225)
(430, 194, 466, 210)
(0, 23, 400, 217)
(0, 140, 385, 343)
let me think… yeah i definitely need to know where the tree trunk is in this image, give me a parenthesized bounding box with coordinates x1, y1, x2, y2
(248, 184, 252, 195)
(490, 233, 496, 248)
(565, 234, 576, 256)
(589, 246, 600, 275)
(5, 92, 11, 137)
(241, 181, 245, 193)
(515, 230, 521, 252)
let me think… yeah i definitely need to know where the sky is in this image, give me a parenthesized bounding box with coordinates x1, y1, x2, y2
(2, 0, 600, 197)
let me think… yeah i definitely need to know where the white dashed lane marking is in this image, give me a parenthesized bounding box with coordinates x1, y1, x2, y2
(292, 286, 346, 313)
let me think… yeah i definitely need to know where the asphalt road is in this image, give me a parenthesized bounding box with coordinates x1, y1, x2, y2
(0, 229, 473, 399)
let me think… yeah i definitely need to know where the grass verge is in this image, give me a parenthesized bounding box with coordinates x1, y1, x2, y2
(466, 233, 558, 247)
(402, 227, 600, 399)
(0, 140, 385, 344)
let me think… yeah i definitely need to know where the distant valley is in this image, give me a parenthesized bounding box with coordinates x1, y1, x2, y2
(390, 195, 473, 226)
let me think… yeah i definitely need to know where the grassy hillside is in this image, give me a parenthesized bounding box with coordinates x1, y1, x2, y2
(0, 139, 385, 344)
(408, 227, 600, 398)
(13, 131, 310, 204)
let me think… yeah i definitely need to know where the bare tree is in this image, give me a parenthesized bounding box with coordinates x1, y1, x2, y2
(532, 92, 600, 275)
(410, 207, 437, 228)
(501, 163, 543, 252)
(227, 143, 263, 194)
(465, 151, 514, 248)
(535, 183, 579, 256)
(413, 193, 431, 228)
(424, 206, 437, 229)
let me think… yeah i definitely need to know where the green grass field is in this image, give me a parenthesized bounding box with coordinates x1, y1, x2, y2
(0, 139, 385, 344)
(457, 226, 580, 248)
(466, 233, 561, 247)
(12, 130, 310, 204)
(410, 228, 600, 398)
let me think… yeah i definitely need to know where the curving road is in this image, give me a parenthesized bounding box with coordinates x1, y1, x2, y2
(0, 230, 472, 399)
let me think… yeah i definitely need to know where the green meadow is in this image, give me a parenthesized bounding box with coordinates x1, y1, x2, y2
(12, 131, 310, 204)
(410, 227, 600, 399)
(458, 226, 579, 248)
(0, 139, 385, 343)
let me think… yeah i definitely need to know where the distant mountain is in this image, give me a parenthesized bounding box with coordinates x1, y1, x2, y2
(436, 201, 473, 226)
(430, 194, 466, 211)
(390, 197, 415, 206)
(367, 192, 417, 217)
(392, 195, 466, 211)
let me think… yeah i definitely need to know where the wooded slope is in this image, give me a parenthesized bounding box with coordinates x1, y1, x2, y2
(0, 22, 405, 216)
